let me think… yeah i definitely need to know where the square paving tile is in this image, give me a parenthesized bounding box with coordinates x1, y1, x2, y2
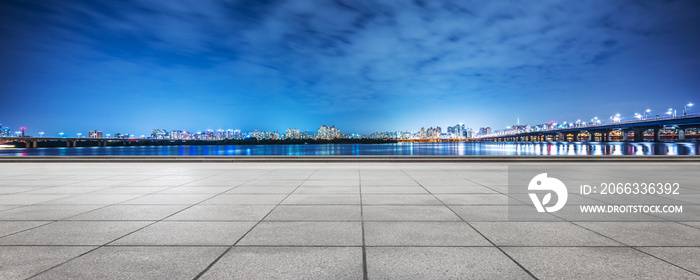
(156, 186, 232, 194)
(363, 205, 462, 221)
(293, 186, 359, 194)
(362, 194, 442, 205)
(166, 205, 274, 221)
(423, 185, 498, 194)
(264, 205, 361, 221)
(243, 180, 304, 187)
(301, 180, 359, 187)
(41, 194, 143, 205)
(503, 247, 699, 279)
(450, 205, 562, 222)
(0, 246, 96, 280)
(576, 222, 700, 246)
(0, 194, 71, 205)
(367, 247, 532, 279)
(0, 205, 22, 211)
(637, 247, 700, 275)
(66, 205, 189, 221)
(0, 221, 150, 245)
(0, 221, 51, 237)
(226, 186, 297, 194)
(113, 221, 256, 245)
(471, 222, 622, 246)
(365, 222, 491, 246)
(31, 246, 226, 280)
(201, 194, 287, 205)
(24, 186, 110, 194)
(434, 194, 509, 205)
(361, 186, 429, 194)
(120, 194, 215, 205)
(0, 205, 104, 220)
(89, 186, 171, 194)
(200, 247, 363, 279)
(281, 194, 360, 204)
(238, 222, 362, 246)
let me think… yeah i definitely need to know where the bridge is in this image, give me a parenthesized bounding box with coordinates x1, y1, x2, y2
(0, 137, 128, 148)
(478, 114, 700, 142)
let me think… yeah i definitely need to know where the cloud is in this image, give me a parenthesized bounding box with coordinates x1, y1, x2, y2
(2, 0, 700, 132)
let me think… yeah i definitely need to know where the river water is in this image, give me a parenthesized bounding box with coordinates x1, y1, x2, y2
(0, 142, 698, 156)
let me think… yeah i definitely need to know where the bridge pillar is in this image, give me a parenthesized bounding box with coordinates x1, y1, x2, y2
(572, 133, 579, 142)
(602, 132, 609, 142)
(622, 130, 629, 141)
(32, 141, 38, 148)
(679, 129, 685, 141)
(73, 140, 78, 147)
(633, 129, 644, 142)
(653, 128, 661, 142)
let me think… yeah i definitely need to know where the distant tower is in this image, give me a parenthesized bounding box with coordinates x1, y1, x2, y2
(517, 118, 520, 125)
(20, 127, 26, 137)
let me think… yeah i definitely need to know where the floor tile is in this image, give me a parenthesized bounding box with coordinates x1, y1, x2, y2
(504, 247, 699, 279)
(367, 247, 532, 279)
(113, 221, 256, 245)
(238, 222, 362, 246)
(200, 247, 362, 279)
(32, 246, 226, 280)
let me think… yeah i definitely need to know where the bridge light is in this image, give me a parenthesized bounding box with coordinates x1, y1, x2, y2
(684, 103, 693, 116)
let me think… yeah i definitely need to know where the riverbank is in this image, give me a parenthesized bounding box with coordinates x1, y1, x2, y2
(1, 142, 699, 156)
(1, 155, 700, 162)
(2, 138, 398, 148)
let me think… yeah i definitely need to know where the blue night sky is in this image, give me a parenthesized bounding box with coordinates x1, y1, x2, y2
(1, 0, 700, 136)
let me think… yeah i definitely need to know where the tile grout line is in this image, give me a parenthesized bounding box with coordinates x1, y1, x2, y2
(572, 221, 700, 277)
(7, 164, 178, 195)
(192, 168, 321, 280)
(0, 168, 197, 240)
(396, 164, 540, 280)
(359, 164, 369, 280)
(24, 167, 276, 280)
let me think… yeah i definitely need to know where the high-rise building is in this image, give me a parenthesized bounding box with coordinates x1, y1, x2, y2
(151, 129, 168, 139)
(447, 124, 466, 139)
(478, 127, 492, 136)
(316, 125, 340, 139)
(285, 128, 302, 139)
(88, 130, 103, 138)
(465, 128, 474, 138)
(0, 123, 9, 137)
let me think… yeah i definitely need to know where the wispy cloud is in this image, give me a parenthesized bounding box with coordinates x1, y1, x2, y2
(1, 0, 699, 133)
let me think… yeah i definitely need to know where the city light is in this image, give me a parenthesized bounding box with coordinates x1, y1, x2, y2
(610, 114, 621, 123)
(1, 102, 697, 141)
(685, 103, 694, 116)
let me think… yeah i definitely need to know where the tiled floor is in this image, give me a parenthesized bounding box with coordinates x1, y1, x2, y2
(0, 162, 699, 279)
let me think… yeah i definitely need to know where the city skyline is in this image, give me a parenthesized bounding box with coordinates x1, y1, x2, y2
(1, 100, 696, 140)
(1, 1, 700, 135)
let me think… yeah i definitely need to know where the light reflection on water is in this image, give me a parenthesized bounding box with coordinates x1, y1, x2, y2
(0, 142, 697, 156)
